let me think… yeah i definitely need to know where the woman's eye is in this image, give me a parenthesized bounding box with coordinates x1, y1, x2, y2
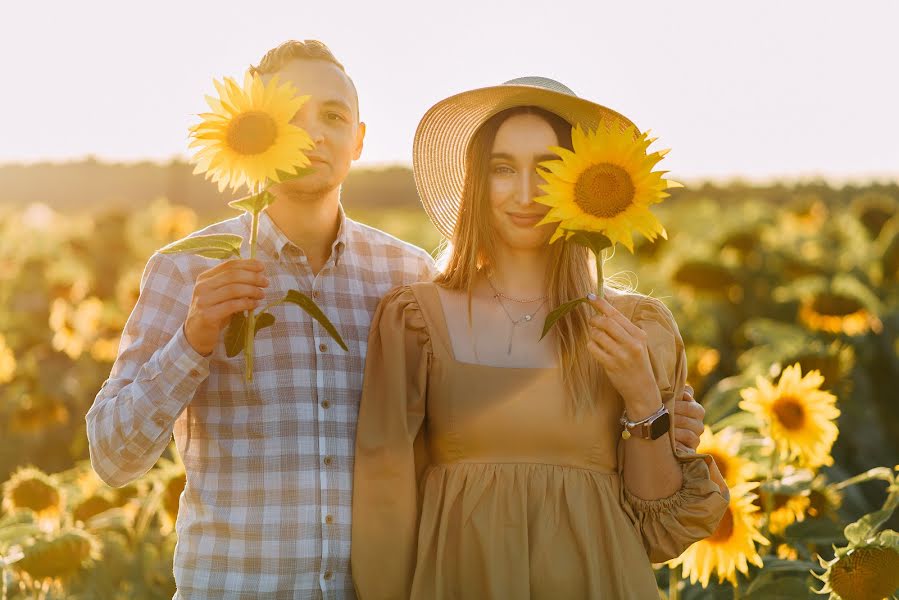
(492, 165, 514, 175)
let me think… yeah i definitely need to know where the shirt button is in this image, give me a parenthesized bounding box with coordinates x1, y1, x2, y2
(318, 343, 328, 353)
(321, 400, 331, 409)
(189, 369, 201, 378)
(325, 515, 334, 525)
(323, 456, 334, 467)
(323, 570, 333, 581)
(312, 290, 321, 299)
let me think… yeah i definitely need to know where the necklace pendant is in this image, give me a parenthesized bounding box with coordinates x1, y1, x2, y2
(524, 314, 532, 322)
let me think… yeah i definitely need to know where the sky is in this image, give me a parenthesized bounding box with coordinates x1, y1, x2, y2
(2, 0, 898, 181)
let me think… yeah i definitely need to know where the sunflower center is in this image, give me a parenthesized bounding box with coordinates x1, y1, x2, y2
(573, 163, 635, 218)
(829, 547, 899, 600)
(226, 111, 278, 155)
(708, 506, 734, 544)
(772, 395, 805, 430)
(811, 293, 864, 318)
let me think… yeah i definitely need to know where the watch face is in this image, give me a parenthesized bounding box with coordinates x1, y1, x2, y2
(649, 412, 671, 440)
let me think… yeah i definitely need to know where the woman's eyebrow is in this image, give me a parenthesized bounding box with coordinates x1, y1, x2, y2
(490, 152, 515, 161)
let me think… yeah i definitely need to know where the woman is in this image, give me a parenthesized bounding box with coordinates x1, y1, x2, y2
(351, 78, 729, 599)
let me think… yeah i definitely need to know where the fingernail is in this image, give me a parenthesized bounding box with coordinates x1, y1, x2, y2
(586, 293, 597, 301)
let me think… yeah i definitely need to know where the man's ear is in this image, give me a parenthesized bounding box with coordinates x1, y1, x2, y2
(353, 121, 366, 161)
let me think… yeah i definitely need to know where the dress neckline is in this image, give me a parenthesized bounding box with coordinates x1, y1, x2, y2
(413, 282, 559, 372)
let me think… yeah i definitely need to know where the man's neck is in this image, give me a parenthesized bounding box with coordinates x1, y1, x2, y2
(264, 188, 342, 274)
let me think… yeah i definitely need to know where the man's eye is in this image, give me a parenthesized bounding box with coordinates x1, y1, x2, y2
(326, 112, 347, 123)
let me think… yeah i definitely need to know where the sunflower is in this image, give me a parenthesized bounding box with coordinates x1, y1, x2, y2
(697, 426, 755, 487)
(48, 297, 103, 360)
(776, 543, 800, 560)
(799, 293, 883, 336)
(765, 491, 811, 535)
(1, 467, 64, 518)
(808, 475, 843, 520)
(739, 363, 840, 469)
(815, 530, 899, 600)
(189, 72, 314, 192)
(14, 529, 100, 582)
(535, 122, 679, 252)
(669, 482, 769, 587)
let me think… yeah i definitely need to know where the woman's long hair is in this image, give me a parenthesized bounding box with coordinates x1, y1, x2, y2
(434, 106, 627, 413)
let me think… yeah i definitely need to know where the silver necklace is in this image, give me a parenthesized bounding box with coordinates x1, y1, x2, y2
(486, 278, 549, 355)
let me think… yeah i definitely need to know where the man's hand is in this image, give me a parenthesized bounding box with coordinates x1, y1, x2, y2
(672, 384, 705, 453)
(184, 259, 269, 356)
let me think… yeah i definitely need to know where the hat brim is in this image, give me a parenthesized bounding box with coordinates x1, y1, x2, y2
(412, 83, 637, 240)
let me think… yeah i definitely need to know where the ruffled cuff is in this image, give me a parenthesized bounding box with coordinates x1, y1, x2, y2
(621, 452, 730, 563)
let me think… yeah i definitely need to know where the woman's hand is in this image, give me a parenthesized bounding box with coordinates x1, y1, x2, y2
(586, 295, 661, 418)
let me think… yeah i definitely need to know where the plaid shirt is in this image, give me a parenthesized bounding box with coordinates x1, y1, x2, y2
(87, 208, 435, 599)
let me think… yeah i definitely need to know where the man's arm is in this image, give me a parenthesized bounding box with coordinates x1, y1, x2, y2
(86, 252, 210, 487)
(86, 253, 268, 487)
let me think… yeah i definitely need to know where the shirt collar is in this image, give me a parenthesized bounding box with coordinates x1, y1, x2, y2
(253, 205, 350, 266)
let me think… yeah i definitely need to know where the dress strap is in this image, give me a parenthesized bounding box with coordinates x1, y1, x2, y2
(408, 282, 455, 360)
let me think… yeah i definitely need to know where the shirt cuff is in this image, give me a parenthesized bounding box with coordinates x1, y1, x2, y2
(139, 326, 211, 432)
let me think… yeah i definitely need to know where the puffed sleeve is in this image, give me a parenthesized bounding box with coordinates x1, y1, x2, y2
(351, 285, 431, 599)
(619, 296, 730, 563)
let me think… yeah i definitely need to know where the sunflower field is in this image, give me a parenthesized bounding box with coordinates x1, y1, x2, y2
(1, 183, 898, 599)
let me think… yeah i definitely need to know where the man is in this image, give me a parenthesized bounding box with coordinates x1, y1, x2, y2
(87, 40, 709, 599)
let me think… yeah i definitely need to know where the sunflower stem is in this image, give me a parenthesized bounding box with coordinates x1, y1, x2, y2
(244, 188, 261, 382)
(668, 565, 680, 600)
(762, 447, 779, 540)
(595, 250, 605, 300)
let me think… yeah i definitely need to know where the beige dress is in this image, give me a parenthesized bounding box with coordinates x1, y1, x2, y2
(351, 282, 728, 599)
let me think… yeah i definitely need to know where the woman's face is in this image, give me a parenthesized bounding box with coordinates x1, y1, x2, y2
(488, 113, 559, 251)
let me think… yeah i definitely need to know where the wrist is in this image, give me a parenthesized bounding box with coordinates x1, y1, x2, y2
(182, 322, 213, 357)
(622, 389, 663, 421)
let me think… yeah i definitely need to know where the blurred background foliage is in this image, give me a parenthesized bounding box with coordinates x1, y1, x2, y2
(0, 164, 897, 598)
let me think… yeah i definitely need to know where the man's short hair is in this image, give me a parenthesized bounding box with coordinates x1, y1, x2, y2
(249, 39, 359, 119)
(249, 39, 347, 76)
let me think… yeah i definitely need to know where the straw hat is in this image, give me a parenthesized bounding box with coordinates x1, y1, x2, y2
(412, 76, 638, 240)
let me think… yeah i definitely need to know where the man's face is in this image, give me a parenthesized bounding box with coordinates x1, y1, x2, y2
(266, 59, 365, 196)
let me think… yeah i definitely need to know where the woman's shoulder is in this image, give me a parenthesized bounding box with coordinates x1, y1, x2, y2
(374, 282, 440, 337)
(603, 287, 679, 332)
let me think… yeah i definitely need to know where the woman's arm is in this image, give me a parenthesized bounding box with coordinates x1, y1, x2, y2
(586, 294, 683, 499)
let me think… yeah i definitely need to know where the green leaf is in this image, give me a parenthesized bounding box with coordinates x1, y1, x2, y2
(274, 165, 315, 183)
(158, 234, 243, 259)
(784, 518, 846, 546)
(254, 312, 276, 335)
(222, 312, 278, 358)
(831, 466, 895, 491)
(757, 557, 822, 573)
(224, 312, 247, 358)
(567, 231, 613, 255)
(836, 468, 898, 544)
(845, 496, 899, 545)
(743, 574, 816, 599)
(228, 190, 276, 214)
(284, 290, 349, 351)
(540, 297, 590, 340)
(0, 523, 42, 546)
(710, 410, 760, 433)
